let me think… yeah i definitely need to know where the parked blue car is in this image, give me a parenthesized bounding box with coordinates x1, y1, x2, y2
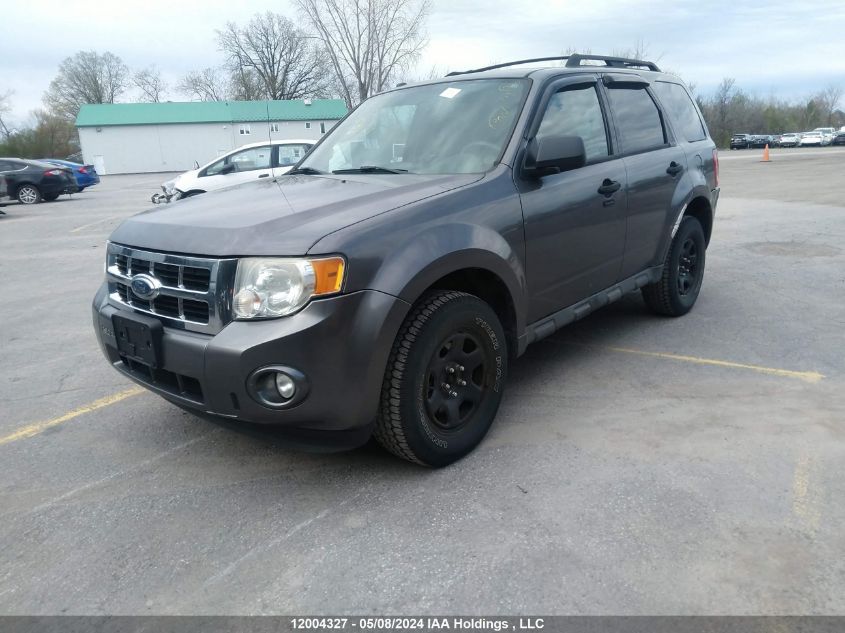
(38, 158, 100, 192)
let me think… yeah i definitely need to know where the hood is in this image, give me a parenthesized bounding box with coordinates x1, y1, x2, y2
(110, 172, 482, 257)
(173, 169, 199, 187)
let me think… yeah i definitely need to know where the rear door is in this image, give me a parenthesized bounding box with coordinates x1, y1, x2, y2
(602, 76, 688, 277)
(519, 76, 628, 321)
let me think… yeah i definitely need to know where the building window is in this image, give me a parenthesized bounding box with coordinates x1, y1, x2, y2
(239, 124, 251, 135)
(270, 123, 279, 132)
(305, 122, 311, 129)
(320, 122, 326, 134)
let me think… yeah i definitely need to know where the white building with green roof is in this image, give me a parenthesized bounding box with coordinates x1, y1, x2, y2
(75, 99, 347, 174)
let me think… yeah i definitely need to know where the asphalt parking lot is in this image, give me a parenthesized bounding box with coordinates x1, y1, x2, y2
(1, 147, 844, 615)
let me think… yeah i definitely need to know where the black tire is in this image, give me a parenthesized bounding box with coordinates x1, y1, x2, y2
(642, 216, 706, 317)
(42, 193, 60, 202)
(374, 290, 508, 467)
(16, 184, 41, 205)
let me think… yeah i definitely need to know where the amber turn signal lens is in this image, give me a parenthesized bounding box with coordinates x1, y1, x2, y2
(311, 257, 345, 295)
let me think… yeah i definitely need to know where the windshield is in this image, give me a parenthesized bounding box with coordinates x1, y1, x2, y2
(300, 79, 530, 175)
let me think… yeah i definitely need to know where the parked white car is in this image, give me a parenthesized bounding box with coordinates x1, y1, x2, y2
(799, 131, 825, 147)
(159, 139, 315, 201)
(779, 133, 801, 147)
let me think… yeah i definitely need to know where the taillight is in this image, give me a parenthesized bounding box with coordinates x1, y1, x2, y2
(712, 148, 719, 188)
(78, 167, 88, 174)
(44, 169, 63, 176)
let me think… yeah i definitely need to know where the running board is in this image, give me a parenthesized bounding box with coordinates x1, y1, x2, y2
(520, 266, 663, 352)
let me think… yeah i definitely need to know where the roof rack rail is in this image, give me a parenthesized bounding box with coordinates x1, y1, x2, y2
(565, 54, 660, 71)
(446, 54, 660, 77)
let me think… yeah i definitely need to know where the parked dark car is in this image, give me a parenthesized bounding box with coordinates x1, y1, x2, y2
(93, 54, 719, 466)
(0, 158, 78, 204)
(730, 133, 751, 149)
(750, 135, 772, 149)
(38, 158, 100, 191)
(0, 174, 7, 211)
(832, 132, 845, 146)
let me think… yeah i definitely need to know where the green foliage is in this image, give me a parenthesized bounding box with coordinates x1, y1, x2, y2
(0, 110, 79, 159)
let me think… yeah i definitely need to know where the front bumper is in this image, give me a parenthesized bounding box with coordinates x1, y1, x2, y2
(93, 285, 410, 445)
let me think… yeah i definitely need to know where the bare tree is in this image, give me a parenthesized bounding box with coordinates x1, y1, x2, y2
(228, 67, 265, 101)
(218, 12, 330, 100)
(296, 0, 432, 107)
(44, 51, 129, 120)
(133, 66, 167, 103)
(0, 90, 14, 140)
(817, 84, 843, 126)
(178, 67, 228, 101)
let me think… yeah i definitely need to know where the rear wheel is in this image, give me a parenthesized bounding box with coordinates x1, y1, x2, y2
(17, 185, 41, 205)
(642, 216, 706, 316)
(374, 290, 508, 467)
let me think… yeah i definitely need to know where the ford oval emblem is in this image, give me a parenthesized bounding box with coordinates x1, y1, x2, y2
(130, 273, 162, 300)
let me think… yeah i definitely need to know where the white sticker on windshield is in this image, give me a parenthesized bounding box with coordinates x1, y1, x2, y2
(439, 87, 461, 99)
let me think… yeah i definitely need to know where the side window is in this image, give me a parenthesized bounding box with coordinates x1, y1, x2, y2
(537, 85, 609, 163)
(652, 82, 706, 142)
(228, 146, 271, 172)
(277, 143, 311, 167)
(204, 158, 226, 177)
(605, 87, 667, 154)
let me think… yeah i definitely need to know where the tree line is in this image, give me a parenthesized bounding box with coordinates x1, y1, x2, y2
(0, 7, 842, 159)
(696, 79, 844, 148)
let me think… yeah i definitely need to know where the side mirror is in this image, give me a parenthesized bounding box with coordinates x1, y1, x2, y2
(524, 135, 586, 177)
(220, 163, 236, 175)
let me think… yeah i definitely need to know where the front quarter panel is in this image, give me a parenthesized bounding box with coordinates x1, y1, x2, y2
(309, 167, 528, 335)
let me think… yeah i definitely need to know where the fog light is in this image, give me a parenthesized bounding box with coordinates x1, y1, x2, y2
(275, 372, 296, 399)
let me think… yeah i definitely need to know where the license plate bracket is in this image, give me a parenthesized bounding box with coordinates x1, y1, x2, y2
(112, 313, 162, 368)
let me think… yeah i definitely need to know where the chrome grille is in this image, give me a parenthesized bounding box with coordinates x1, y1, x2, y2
(106, 243, 237, 335)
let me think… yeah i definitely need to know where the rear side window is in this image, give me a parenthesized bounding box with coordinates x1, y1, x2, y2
(606, 87, 666, 154)
(653, 82, 706, 142)
(537, 85, 609, 163)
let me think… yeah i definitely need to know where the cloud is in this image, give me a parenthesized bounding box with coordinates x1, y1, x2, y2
(1, 0, 843, 123)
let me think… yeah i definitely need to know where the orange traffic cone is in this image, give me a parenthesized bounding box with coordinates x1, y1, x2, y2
(761, 144, 771, 162)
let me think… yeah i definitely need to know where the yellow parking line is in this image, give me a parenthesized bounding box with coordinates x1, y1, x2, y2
(0, 387, 144, 447)
(599, 345, 825, 383)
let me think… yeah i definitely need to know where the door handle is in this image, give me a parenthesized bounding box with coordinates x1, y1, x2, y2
(258, 173, 270, 178)
(666, 161, 684, 177)
(597, 179, 621, 197)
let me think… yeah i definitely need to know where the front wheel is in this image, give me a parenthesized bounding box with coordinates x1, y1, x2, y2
(642, 216, 706, 316)
(374, 290, 508, 467)
(17, 185, 41, 205)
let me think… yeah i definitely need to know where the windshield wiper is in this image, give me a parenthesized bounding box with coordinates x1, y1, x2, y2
(332, 165, 409, 174)
(288, 166, 324, 175)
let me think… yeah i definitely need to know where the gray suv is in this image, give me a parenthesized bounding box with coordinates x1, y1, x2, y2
(93, 55, 719, 467)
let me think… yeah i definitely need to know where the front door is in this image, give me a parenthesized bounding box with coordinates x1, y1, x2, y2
(198, 145, 273, 192)
(519, 79, 628, 322)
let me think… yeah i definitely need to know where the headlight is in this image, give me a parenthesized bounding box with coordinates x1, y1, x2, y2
(232, 257, 345, 319)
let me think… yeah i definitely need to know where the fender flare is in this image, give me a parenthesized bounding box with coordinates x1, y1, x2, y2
(368, 222, 527, 336)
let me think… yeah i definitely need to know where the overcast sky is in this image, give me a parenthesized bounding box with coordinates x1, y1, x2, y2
(2, 0, 844, 124)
